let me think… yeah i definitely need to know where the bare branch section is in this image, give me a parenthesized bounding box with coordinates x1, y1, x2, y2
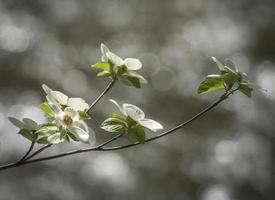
(86, 78, 116, 113)
(0, 90, 235, 171)
(18, 142, 35, 162)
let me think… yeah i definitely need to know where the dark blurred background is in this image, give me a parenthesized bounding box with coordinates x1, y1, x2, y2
(0, 0, 275, 199)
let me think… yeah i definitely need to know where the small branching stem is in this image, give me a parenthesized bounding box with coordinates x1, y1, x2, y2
(0, 89, 236, 171)
(18, 142, 35, 163)
(86, 78, 116, 113)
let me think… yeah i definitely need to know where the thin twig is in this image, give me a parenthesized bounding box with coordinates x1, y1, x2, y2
(24, 144, 52, 161)
(0, 133, 123, 170)
(86, 79, 116, 113)
(18, 142, 35, 162)
(0, 91, 235, 171)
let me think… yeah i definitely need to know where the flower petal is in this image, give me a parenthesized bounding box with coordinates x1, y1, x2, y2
(88, 127, 96, 146)
(42, 84, 52, 96)
(68, 98, 89, 111)
(64, 107, 79, 121)
(124, 58, 142, 70)
(123, 104, 145, 121)
(70, 127, 89, 142)
(101, 43, 110, 62)
(109, 99, 125, 115)
(139, 118, 163, 132)
(51, 91, 68, 105)
(49, 102, 63, 116)
(106, 52, 124, 66)
(73, 120, 89, 133)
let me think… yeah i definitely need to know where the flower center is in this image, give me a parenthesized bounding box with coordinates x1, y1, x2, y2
(62, 114, 73, 126)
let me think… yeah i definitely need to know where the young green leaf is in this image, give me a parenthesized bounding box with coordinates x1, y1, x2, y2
(221, 70, 239, 89)
(47, 132, 64, 144)
(39, 102, 54, 118)
(19, 129, 36, 142)
(8, 117, 25, 129)
(78, 111, 91, 120)
(101, 117, 127, 133)
(97, 71, 111, 77)
(127, 124, 146, 143)
(239, 82, 253, 97)
(92, 62, 110, 71)
(22, 118, 39, 130)
(198, 74, 225, 94)
(111, 113, 127, 122)
(119, 75, 141, 88)
(66, 130, 80, 142)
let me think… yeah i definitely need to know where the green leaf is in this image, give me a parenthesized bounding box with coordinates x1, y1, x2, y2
(111, 113, 126, 122)
(221, 70, 239, 89)
(36, 125, 60, 144)
(92, 62, 110, 71)
(127, 71, 148, 84)
(101, 117, 127, 133)
(39, 102, 54, 118)
(119, 74, 141, 88)
(67, 131, 80, 142)
(197, 74, 225, 94)
(127, 124, 146, 143)
(115, 65, 128, 75)
(8, 117, 25, 129)
(22, 118, 39, 130)
(19, 129, 36, 142)
(239, 82, 253, 97)
(78, 111, 91, 120)
(47, 132, 64, 144)
(97, 71, 111, 77)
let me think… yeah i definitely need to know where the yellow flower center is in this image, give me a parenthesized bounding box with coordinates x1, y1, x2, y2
(62, 114, 73, 126)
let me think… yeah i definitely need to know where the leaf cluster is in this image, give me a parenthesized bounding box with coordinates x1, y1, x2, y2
(92, 61, 147, 88)
(198, 57, 254, 97)
(101, 113, 146, 142)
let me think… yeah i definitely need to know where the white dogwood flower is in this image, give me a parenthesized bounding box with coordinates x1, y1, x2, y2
(42, 84, 89, 111)
(101, 43, 142, 71)
(109, 99, 163, 132)
(49, 103, 90, 142)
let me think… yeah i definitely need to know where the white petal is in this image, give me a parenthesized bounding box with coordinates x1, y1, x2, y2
(68, 98, 89, 111)
(101, 43, 110, 62)
(64, 107, 79, 121)
(73, 120, 89, 133)
(88, 127, 96, 145)
(109, 99, 125, 115)
(106, 52, 124, 66)
(42, 84, 52, 96)
(123, 104, 145, 121)
(51, 91, 68, 105)
(70, 127, 89, 142)
(139, 118, 163, 132)
(46, 94, 58, 105)
(124, 58, 142, 70)
(49, 102, 63, 116)
(212, 57, 224, 71)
